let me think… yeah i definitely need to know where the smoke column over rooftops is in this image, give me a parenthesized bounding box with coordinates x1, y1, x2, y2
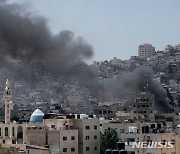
(98, 67, 171, 112)
(0, 1, 94, 81)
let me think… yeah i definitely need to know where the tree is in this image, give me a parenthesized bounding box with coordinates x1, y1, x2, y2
(100, 127, 118, 154)
(11, 115, 20, 122)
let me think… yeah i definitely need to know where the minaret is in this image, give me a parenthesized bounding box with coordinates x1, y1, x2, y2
(4, 79, 12, 124)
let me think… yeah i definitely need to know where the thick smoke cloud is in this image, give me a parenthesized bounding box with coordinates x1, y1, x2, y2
(98, 67, 171, 111)
(0, 1, 94, 81)
(0, 2, 172, 112)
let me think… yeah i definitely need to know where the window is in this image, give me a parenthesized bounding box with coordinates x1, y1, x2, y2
(71, 148, 75, 152)
(63, 148, 67, 152)
(12, 127, 15, 136)
(71, 136, 75, 140)
(94, 126, 97, 130)
(94, 135, 97, 139)
(171, 139, 175, 145)
(86, 147, 90, 151)
(85, 126, 90, 130)
(86, 136, 90, 140)
(5, 127, 8, 137)
(94, 146, 97, 151)
(51, 125, 55, 128)
(63, 137, 67, 141)
(12, 140, 16, 144)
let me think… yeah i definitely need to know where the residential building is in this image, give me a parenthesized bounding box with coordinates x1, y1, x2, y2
(138, 44, 155, 59)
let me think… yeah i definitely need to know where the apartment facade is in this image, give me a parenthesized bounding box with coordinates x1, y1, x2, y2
(26, 117, 100, 154)
(138, 43, 155, 59)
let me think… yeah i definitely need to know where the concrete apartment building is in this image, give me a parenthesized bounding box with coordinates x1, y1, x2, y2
(138, 43, 155, 59)
(26, 126, 79, 154)
(131, 92, 155, 122)
(73, 118, 100, 154)
(122, 131, 179, 154)
(94, 103, 123, 120)
(26, 117, 100, 154)
(102, 116, 180, 154)
(101, 90, 180, 154)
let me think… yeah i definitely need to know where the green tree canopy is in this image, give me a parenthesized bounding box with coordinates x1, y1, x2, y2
(100, 127, 118, 154)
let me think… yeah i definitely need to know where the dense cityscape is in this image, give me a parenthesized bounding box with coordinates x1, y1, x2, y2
(0, 43, 180, 154)
(0, 0, 180, 154)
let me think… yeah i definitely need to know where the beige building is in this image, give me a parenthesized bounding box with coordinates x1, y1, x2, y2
(122, 131, 179, 154)
(73, 119, 100, 154)
(0, 80, 101, 154)
(138, 43, 155, 59)
(26, 126, 79, 154)
(26, 117, 100, 154)
(102, 121, 180, 154)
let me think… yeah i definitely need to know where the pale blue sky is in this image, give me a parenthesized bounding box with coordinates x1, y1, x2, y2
(8, 0, 180, 62)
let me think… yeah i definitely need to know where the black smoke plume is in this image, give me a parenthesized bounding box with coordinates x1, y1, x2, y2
(0, 1, 94, 83)
(98, 67, 171, 112)
(0, 1, 172, 112)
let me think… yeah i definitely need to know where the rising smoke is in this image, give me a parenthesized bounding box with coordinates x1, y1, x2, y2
(0, 1, 172, 111)
(0, 1, 94, 82)
(98, 67, 171, 112)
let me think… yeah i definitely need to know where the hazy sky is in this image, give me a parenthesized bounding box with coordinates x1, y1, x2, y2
(8, 0, 180, 62)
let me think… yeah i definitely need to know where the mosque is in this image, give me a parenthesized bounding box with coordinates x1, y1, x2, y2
(0, 79, 44, 147)
(0, 80, 100, 154)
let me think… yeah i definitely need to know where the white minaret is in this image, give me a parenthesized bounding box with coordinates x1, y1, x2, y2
(4, 79, 12, 124)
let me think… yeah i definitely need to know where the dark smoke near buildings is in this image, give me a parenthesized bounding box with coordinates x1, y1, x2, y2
(0, 1, 172, 112)
(98, 67, 171, 112)
(0, 1, 94, 83)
